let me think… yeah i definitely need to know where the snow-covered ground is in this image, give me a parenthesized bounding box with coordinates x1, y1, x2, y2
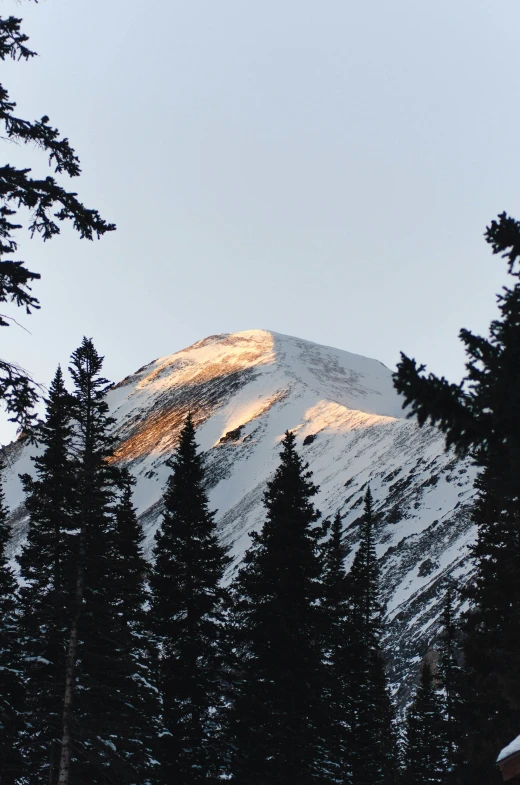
(498, 734, 520, 762)
(3, 329, 477, 705)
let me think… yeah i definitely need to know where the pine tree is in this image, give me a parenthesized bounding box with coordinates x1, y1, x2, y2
(437, 587, 464, 784)
(17, 366, 78, 784)
(0, 463, 24, 784)
(149, 413, 230, 784)
(320, 511, 352, 783)
(58, 338, 158, 785)
(56, 338, 117, 784)
(107, 468, 161, 783)
(347, 488, 398, 785)
(228, 430, 327, 785)
(393, 213, 520, 783)
(404, 660, 447, 785)
(461, 460, 520, 785)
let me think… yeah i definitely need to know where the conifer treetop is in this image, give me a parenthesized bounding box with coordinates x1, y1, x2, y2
(68, 338, 116, 459)
(321, 511, 350, 614)
(262, 429, 321, 525)
(394, 212, 520, 460)
(347, 486, 384, 641)
(240, 430, 324, 604)
(165, 411, 203, 483)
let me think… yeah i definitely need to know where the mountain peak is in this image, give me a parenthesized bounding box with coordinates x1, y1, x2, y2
(3, 329, 476, 708)
(117, 329, 404, 428)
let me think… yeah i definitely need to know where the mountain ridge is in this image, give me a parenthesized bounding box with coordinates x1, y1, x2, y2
(3, 329, 476, 705)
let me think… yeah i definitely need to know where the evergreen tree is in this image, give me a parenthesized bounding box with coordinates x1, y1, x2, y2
(347, 488, 398, 785)
(404, 660, 447, 785)
(58, 338, 157, 785)
(320, 511, 352, 783)
(438, 587, 464, 784)
(107, 469, 161, 783)
(149, 413, 230, 784)
(0, 463, 24, 784)
(56, 338, 117, 784)
(228, 430, 327, 785)
(17, 366, 77, 784)
(393, 213, 520, 783)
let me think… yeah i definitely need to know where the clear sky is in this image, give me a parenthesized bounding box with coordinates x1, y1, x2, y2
(1, 0, 519, 442)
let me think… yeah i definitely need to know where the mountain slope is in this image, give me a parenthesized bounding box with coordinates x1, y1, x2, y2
(3, 329, 476, 705)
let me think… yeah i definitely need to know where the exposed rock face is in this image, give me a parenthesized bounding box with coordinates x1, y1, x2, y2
(3, 329, 476, 705)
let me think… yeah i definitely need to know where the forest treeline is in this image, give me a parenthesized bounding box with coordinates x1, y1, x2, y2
(0, 338, 459, 785)
(2, 213, 520, 784)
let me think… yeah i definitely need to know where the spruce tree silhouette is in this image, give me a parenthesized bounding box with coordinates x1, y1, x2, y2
(346, 488, 398, 785)
(404, 660, 446, 785)
(320, 511, 353, 783)
(57, 339, 156, 785)
(0, 463, 24, 784)
(437, 587, 465, 785)
(229, 430, 327, 785)
(18, 367, 77, 784)
(150, 413, 229, 784)
(394, 213, 520, 784)
(107, 469, 161, 783)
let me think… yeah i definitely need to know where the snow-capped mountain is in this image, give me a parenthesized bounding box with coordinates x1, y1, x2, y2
(3, 329, 477, 705)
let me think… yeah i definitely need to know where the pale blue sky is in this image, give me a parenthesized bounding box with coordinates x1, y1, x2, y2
(2, 0, 519, 440)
